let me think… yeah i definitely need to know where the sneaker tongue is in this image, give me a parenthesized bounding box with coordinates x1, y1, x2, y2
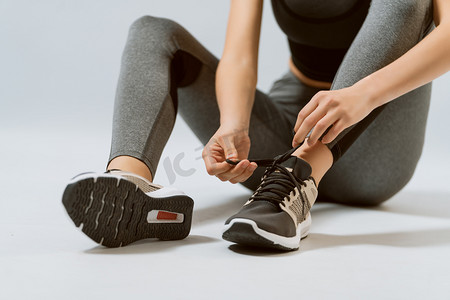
(254, 156, 312, 207)
(280, 156, 312, 180)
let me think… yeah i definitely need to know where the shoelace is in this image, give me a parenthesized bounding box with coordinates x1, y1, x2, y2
(226, 143, 310, 211)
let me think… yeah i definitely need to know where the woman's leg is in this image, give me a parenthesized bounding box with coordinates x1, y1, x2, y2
(108, 15, 296, 187)
(317, 0, 434, 205)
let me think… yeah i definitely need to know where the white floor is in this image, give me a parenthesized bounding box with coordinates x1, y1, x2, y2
(1, 115, 449, 300)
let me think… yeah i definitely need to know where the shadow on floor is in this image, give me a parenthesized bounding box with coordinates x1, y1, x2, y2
(308, 190, 450, 229)
(370, 190, 450, 220)
(227, 226, 450, 256)
(84, 234, 219, 255)
(226, 244, 301, 257)
(301, 227, 450, 252)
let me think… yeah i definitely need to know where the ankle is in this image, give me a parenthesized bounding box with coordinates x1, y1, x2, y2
(291, 139, 333, 186)
(107, 156, 153, 182)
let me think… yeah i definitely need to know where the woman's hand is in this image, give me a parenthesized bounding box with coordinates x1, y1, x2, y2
(202, 123, 258, 184)
(292, 85, 376, 147)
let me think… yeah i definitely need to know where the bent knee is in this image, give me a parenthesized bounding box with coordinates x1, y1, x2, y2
(129, 15, 184, 41)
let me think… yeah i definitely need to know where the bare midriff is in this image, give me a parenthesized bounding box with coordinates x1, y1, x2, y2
(288, 56, 332, 90)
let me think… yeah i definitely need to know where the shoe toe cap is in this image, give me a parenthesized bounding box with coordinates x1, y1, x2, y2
(225, 201, 297, 237)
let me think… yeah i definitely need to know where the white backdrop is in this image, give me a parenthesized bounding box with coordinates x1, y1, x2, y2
(0, 0, 289, 129)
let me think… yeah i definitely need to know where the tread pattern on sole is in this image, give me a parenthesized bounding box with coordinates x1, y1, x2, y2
(62, 176, 194, 248)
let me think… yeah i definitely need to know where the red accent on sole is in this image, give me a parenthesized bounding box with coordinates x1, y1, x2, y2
(157, 211, 178, 220)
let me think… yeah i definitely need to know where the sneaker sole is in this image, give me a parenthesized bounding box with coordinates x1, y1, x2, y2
(62, 175, 194, 247)
(222, 213, 311, 251)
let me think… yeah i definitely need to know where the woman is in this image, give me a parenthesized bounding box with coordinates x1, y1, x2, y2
(63, 0, 447, 250)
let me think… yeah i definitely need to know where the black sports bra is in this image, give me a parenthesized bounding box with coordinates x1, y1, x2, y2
(271, 0, 371, 82)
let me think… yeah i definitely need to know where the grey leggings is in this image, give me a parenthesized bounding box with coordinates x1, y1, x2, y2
(109, 0, 434, 205)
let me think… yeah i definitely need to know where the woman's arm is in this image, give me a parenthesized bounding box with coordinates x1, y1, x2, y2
(358, 0, 450, 108)
(216, 0, 263, 127)
(201, 0, 263, 183)
(293, 0, 450, 146)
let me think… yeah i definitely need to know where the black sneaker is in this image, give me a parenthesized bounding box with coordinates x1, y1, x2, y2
(62, 170, 194, 247)
(222, 146, 318, 251)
